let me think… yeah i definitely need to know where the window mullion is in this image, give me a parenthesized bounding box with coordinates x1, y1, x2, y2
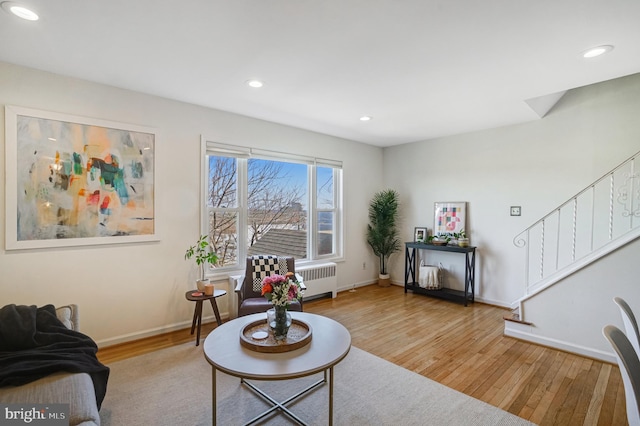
(309, 165, 317, 259)
(238, 158, 248, 261)
(336, 168, 343, 259)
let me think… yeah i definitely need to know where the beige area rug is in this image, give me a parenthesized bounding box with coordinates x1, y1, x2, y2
(100, 342, 535, 425)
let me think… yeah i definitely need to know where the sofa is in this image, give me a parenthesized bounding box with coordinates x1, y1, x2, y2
(0, 304, 109, 426)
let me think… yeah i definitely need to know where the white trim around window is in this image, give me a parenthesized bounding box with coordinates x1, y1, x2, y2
(200, 137, 344, 276)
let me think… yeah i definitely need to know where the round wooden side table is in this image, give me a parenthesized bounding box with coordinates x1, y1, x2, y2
(185, 289, 227, 346)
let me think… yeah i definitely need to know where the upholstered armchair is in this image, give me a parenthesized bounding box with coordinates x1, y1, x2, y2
(235, 255, 304, 317)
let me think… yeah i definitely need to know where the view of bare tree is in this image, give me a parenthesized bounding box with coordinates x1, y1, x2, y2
(247, 159, 306, 247)
(207, 157, 237, 266)
(207, 156, 306, 266)
(317, 168, 333, 208)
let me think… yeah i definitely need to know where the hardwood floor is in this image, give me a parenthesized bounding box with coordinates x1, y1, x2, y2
(97, 284, 627, 425)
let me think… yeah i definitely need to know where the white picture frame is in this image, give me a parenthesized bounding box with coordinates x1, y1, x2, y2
(414, 227, 428, 242)
(434, 201, 467, 237)
(5, 105, 158, 250)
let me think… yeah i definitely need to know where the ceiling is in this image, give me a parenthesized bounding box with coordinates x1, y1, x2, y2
(1, 1, 639, 147)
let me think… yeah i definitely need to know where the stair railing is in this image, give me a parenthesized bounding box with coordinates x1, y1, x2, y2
(514, 149, 640, 296)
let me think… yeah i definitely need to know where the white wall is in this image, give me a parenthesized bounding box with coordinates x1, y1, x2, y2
(3, 61, 638, 354)
(0, 61, 383, 346)
(383, 73, 640, 307)
(511, 238, 640, 362)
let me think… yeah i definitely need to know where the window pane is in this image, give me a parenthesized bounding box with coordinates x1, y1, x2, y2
(209, 211, 238, 267)
(207, 155, 239, 267)
(317, 166, 334, 209)
(208, 156, 237, 208)
(317, 211, 334, 255)
(247, 159, 308, 259)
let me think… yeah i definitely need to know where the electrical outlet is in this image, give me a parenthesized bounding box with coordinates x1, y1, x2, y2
(510, 206, 521, 216)
(362, 262, 366, 270)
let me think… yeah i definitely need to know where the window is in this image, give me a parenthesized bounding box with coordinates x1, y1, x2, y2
(316, 166, 336, 256)
(202, 141, 342, 273)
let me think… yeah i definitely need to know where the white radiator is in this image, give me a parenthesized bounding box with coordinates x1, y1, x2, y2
(297, 262, 337, 299)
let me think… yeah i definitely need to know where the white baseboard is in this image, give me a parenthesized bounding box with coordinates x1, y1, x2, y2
(504, 322, 616, 363)
(391, 280, 512, 309)
(337, 279, 377, 293)
(95, 312, 228, 348)
(473, 296, 511, 309)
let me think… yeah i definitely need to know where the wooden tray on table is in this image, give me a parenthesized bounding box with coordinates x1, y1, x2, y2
(239, 318, 312, 353)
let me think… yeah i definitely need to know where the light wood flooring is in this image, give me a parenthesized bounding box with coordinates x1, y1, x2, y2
(97, 284, 627, 425)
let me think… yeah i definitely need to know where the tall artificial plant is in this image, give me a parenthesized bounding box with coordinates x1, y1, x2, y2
(366, 189, 401, 276)
(184, 235, 218, 281)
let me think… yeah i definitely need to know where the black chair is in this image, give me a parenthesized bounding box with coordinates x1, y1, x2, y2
(235, 255, 304, 317)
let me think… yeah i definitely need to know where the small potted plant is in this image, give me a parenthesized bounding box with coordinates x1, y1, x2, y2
(184, 235, 218, 291)
(457, 230, 470, 247)
(432, 234, 450, 246)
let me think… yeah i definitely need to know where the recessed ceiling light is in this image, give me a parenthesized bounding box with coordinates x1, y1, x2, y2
(360, 116, 372, 121)
(1, 2, 39, 21)
(582, 45, 614, 59)
(246, 80, 264, 88)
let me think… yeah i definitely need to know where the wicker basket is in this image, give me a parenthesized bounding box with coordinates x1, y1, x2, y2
(418, 261, 443, 290)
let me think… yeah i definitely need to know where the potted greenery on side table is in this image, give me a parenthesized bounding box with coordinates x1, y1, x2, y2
(366, 189, 401, 287)
(455, 229, 469, 247)
(185, 235, 219, 292)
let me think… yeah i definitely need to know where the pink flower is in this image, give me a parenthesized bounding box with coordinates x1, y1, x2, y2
(262, 274, 287, 286)
(261, 273, 302, 307)
(288, 285, 298, 299)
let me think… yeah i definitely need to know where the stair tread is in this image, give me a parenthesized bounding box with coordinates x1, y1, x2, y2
(503, 308, 533, 325)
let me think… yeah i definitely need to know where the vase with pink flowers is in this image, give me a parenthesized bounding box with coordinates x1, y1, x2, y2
(261, 272, 302, 340)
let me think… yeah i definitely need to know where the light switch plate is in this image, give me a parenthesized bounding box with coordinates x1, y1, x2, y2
(510, 206, 521, 216)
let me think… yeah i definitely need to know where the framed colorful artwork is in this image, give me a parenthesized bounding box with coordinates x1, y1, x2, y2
(434, 202, 466, 237)
(5, 105, 158, 250)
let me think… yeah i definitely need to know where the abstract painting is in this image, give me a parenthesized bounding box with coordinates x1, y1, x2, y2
(434, 202, 466, 237)
(5, 105, 157, 249)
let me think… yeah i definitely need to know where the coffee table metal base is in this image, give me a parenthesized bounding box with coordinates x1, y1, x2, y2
(212, 368, 333, 426)
(240, 368, 330, 426)
(206, 313, 349, 426)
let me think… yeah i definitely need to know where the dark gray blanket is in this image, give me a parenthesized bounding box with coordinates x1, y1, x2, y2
(0, 304, 109, 409)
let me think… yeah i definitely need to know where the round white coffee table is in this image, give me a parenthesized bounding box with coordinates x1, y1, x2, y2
(203, 311, 351, 425)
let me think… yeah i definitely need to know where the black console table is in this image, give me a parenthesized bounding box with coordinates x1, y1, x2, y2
(404, 242, 476, 306)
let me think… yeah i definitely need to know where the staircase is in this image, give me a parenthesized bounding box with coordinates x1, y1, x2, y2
(505, 150, 640, 361)
(502, 307, 532, 326)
